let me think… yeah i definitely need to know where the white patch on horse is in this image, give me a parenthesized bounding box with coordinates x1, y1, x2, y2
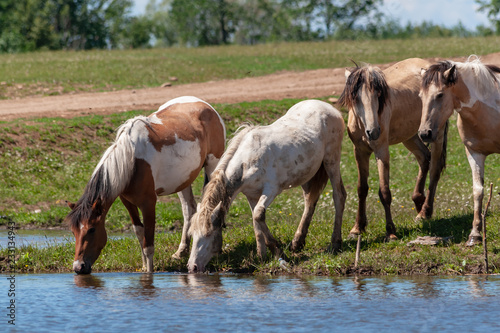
(456, 60, 500, 111)
(158, 96, 215, 112)
(72, 260, 82, 271)
(140, 134, 202, 194)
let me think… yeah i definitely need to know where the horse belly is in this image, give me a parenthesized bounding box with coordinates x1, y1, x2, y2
(139, 138, 203, 195)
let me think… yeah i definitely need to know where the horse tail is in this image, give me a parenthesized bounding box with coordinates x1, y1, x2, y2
(440, 120, 448, 173)
(91, 116, 148, 200)
(215, 124, 254, 172)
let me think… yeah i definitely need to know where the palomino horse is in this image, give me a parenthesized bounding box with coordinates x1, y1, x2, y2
(187, 100, 346, 273)
(419, 56, 500, 246)
(66, 96, 225, 274)
(339, 58, 448, 241)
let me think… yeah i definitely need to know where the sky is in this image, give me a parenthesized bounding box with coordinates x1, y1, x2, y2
(131, 0, 492, 30)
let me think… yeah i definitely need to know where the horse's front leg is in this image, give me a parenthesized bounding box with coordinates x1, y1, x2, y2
(465, 148, 486, 246)
(375, 147, 397, 241)
(350, 146, 371, 237)
(172, 186, 197, 259)
(120, 196, 147, 271)
(421, 123, 447, 219)
(250, 193, 280, 259)
(141, 200, 157, 273)
(402, 135, 431, 218)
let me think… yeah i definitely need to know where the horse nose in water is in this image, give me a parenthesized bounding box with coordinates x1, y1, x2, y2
(73, 261, 91, 275)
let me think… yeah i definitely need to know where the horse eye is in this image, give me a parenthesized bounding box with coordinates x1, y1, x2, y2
(88, 227, 96, 234)
(436, 92, 444, 99)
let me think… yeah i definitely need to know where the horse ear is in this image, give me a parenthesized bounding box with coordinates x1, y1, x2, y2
(344, 68, 352, 80)
(210, 202, 223, 228)
(443, 65, 457, 84)
(66, 201, 76, 210)
(420, 68, 427, 76)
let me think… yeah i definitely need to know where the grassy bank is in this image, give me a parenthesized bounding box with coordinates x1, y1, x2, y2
(1, 98, 499, 275)
(1, 36, 500, 99)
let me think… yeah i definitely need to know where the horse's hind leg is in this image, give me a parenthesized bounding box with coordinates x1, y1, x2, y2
(402, 135, 431, 218)
(172, 185, 197, 259)
(291, 165, 328, 252)
(120, 196, 147, 271)
(324, 156, 347, 252)
(203, 155, 220, 188)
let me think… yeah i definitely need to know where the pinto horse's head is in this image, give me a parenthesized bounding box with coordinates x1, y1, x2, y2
(419, 61, 458, 143)
(66, 199, 108, 274)
(339, 65, 389, 141)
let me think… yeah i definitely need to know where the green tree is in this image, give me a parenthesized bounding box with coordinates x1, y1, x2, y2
(476, 0, 500, 33)
(168, 0, 236, 46)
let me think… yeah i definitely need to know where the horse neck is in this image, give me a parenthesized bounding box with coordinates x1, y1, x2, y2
(90, 118, 139, 201)
(457, 64, 500, 111)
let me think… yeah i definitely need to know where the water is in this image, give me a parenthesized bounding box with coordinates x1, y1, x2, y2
(0, 230, 131, 248)
(1, 273, 499, 332)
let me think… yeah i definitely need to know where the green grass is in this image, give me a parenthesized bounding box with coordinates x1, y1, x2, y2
(0, 98, 499, 276)
(1, 37, 500, 275)
(1, 36, 500, 98)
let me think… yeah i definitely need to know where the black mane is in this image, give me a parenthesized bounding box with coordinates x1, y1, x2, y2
(339, 66, 389, 115)
(66, 167, 110, 230)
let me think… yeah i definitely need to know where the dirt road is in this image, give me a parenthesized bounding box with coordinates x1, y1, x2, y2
(1, 53, 499, 120)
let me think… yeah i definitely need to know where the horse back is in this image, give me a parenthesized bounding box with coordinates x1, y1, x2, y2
(152, 99, 225, 159)
(129, 98, 225, 196)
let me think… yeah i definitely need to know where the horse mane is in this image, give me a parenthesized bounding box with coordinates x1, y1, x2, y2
(67, 116, 148, 230)
(423, 56, 500, 100)
(339, 65, 389, 115)
(190, 125, 254, 237)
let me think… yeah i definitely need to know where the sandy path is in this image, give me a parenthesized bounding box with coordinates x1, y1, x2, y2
(1, 53, 499, 120)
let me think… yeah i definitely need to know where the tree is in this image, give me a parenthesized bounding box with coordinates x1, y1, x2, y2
(168, 0, 236, 46)
(476, 0, 500, 33)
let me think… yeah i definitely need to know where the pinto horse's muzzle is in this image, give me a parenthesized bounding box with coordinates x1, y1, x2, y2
(73, 260, 92, 274)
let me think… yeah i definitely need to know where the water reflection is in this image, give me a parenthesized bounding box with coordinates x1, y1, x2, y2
(9, 273, 500, 332)
(73, 274, 105, 289)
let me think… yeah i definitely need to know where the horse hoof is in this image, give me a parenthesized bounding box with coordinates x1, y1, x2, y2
(385, 234, 398, 242)
(290, 241, 304, 252)
(172, 249, 188, 260)
(466, 236, 482, 247)
(327, 243, 342, 253)
(348, 232, 360, 240)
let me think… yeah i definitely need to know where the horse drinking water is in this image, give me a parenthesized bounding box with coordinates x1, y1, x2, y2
(66, 96, 225, 274)
(187, 99, 346, 273)
(339, 58, 448, 241)
(419, 56, 500, 246)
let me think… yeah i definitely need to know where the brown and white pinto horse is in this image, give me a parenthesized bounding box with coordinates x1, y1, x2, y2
(419, 56, 500, 246)
(66, 96, 225, 274)
(339, 58, 448, 241)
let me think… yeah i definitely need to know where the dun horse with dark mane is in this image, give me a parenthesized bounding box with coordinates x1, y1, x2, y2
(419, 56, 500, 246)
(66, 96, 225, 274)
(339, 58, 448, 241)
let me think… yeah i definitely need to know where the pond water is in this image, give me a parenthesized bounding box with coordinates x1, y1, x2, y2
(1, 272, 499, 332)
(0, 229, 131, 248)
